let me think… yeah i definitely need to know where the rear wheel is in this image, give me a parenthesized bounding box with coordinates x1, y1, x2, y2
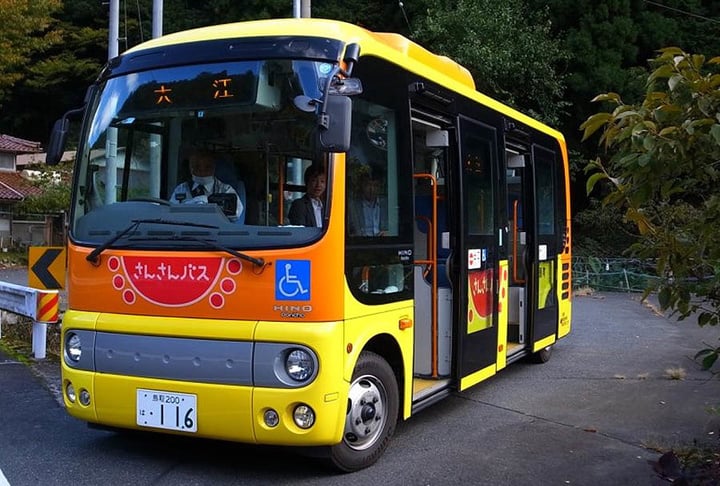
(530, 344, 553, 363)
(329, 351, 399, 472)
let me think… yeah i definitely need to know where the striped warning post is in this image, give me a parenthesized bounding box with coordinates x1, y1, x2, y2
(36, 291, 59, 323)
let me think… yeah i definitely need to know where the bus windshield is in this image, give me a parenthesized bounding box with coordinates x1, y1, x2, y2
(71, 59, 332, 249)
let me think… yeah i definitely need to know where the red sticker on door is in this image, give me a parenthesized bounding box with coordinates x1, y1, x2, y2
(467, 268, 493, 333)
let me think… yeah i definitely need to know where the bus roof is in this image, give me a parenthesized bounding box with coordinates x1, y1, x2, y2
(124, 18, 564, 143)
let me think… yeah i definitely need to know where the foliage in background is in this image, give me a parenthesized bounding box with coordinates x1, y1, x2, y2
(535, 0, 720, 148)
(14, 161, 73, 216)
(572, 199, 638, 257)
(412, 0, 568, 126)
(0, 0, 107, 141)
(2, 0, 719, 148)
(0, 0, 62, 108)
(582, 48, 720, 371)
(0, 0, 719, 265)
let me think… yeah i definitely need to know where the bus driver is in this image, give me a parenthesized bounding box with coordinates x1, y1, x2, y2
(171, 148, 243, 221)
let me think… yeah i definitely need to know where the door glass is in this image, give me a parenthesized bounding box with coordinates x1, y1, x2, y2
(461, 119, 497, 333)
(462, 129, 495, 236)
(534, 147, 557, 310)
(534, 150, 556, 236)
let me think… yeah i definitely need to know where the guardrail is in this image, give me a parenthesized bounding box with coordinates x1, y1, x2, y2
(0, 282, 59, 359)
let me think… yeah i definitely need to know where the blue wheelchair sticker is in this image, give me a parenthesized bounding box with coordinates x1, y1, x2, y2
(275, 260, 311, 301)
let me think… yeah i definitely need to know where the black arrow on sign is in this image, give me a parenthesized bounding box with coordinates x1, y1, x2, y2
(31, 248, 62, 289)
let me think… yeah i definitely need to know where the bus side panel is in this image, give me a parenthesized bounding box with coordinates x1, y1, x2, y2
(496, 260, 509, 371)
(342, 281, 415, 420)
(558, 138, 572, 339)
(557, 253, 572, 338)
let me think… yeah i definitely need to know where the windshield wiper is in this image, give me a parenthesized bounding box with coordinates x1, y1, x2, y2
(127, 234, 265, 268)
(86, 218, 219, 264)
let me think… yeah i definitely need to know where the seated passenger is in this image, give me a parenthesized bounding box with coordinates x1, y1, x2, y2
(349, 172, 387, 236)
(288, 164, 326, 227)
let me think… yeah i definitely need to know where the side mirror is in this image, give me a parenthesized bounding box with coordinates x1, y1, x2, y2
(46, 105, 85, 166)
(46, 118, 70, 166)
(319, 95, 351, 153)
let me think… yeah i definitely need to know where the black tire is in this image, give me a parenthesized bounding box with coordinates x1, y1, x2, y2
(329, 351, 399, 472)
(530, 345, 553, 364)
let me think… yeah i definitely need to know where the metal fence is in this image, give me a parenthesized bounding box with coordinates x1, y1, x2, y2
(572, 257, 662, 292)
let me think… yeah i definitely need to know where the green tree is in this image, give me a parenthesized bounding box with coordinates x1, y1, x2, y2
(412, 0, 568, 125)
(582, 48, 720, 370)
(536, 0, 720, 143)
(0, 0, 62, 107)
(0, 0, 106, 142)
(14, 161, 73, 216)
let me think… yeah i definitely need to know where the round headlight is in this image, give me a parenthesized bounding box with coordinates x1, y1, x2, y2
(263, 409, 279, 428)
(66, 333, 82, 362)
(79, 389, 91, 406)
(293, 404, 315, 429)
(285, 349, 314, 382)
(65, 382, 76, 403)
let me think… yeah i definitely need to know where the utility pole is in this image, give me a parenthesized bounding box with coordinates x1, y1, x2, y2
(301, 0, 311, 18)
(106, 0, 119, 205)
(293, 0, 311, 18)
(108, 0, 119, 59)
(152, 0, 163, 38)
(149, 0, 163, 197)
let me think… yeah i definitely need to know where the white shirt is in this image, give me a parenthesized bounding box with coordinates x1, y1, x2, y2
(170, 177, 243, 220)
(312, 198, 323, 227)
(360, 199, 380, 236)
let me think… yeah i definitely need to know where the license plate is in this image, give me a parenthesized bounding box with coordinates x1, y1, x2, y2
(136, 388, 197, 432)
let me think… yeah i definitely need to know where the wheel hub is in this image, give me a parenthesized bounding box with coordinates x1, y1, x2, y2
(344, 375, 388, 451)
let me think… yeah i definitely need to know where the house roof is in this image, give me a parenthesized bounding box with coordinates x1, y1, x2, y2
(0, 171, 44, 201)
(0, 134, 42, 154)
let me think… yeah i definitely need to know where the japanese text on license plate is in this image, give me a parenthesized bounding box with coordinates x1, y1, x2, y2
(136, 388, 197, 432)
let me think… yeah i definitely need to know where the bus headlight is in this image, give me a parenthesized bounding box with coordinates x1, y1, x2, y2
(65, 382, 76, 403)
(285, 349, 314, 382)
(293, 404, 315, 429)
(79, 389, 91, 406)
(65, 332, 82, 362)
(263, 409, 279, 428)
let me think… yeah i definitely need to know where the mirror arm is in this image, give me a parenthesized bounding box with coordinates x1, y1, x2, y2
(318, 65, 342, 131)
(339, 43, 360, 77)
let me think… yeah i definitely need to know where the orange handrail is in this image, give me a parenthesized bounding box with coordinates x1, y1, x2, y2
(413, 173, 438, 377)
(278, 163, 285, 225)
(513, 200, 525, 284)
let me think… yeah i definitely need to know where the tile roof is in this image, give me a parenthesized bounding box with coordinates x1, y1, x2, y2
(0, 134, 42, 154)
(0, 171, 44, 201)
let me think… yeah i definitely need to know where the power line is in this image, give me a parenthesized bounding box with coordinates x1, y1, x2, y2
(644, 0, 720, 24)
(136, 0, 145, 43)
(398, 1, 411, 33)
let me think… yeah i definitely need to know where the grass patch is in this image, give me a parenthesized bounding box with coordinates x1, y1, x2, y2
(651, 446, 720, 483)
(0, 313, 61, 360)
(0, 338, 31, 364)
(664, 367, 687, 380)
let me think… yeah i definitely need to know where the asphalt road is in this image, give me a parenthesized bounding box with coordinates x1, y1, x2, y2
(1, 291, 719, 485)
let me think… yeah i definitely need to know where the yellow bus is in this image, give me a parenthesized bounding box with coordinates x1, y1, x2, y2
(48, 18, 572, 471)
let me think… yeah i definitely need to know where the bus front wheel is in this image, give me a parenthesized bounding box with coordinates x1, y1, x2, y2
(329, 351, 399, 472)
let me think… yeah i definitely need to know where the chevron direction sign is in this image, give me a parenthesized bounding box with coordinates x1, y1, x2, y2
(28, 246, 66, 290)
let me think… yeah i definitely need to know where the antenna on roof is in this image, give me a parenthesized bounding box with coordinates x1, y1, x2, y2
(398, 2, 412, 34)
